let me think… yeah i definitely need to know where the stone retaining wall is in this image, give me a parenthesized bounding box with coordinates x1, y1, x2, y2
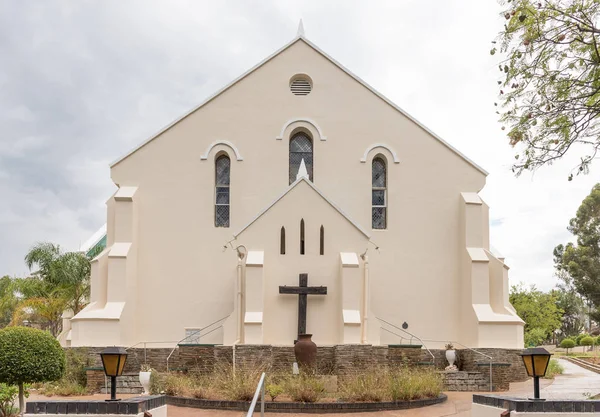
(459, 348, 529, 389)
(73, 345, 526, 393)
(86, 369, 143, 394)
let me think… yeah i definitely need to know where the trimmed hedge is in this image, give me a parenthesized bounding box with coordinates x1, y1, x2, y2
(559, 338, 575, 350)
(0, 327, 65, 385)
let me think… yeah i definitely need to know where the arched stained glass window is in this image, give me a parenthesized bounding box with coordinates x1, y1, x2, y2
(215, 154, 230, 227)
(372, 157, 387, 229)
(289, 132, 313, 184)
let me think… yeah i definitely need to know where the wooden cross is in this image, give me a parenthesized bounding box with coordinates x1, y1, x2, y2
(279, 273, 327, 338)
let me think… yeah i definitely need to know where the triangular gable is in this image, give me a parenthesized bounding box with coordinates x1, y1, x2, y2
(233, 177, 370, 239)
(110, 35, 487, 175)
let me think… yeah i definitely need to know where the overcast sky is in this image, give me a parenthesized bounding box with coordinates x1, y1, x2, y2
(0, 1, 598, 290)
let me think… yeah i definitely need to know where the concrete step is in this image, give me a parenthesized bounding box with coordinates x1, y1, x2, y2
(441, 371, 491, 392)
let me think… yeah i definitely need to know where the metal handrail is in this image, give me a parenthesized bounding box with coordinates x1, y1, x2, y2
(376, 317, 494, 392)
(166, 315, 229, 371)
(376, 317, 435, 363)
(421, 338, 493, 392)
(247, 372, 266, 417)
(381, 327, 405, 344)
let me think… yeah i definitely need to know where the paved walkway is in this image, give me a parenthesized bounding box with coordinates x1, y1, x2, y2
(533, 358, 600, 400)
(27, 359, 600, 416)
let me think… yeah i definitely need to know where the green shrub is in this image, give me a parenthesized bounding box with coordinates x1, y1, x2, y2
(580, 336, 595, 347)
(560, 338, 576, 353)
(283, 373, 325, 403)
(338, 368, 387, 402)
(149, 371, 165, 395)
(576, 334, 589, 345)
(0, 327, 65, 414)
(0, 383, 19, 417)
(63, 349, 91, 387)
(543, 359, 565, 379)
(265, 384, 284, 401)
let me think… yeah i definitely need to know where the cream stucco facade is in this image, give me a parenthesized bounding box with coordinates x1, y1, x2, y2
(67, 31, 524, 349)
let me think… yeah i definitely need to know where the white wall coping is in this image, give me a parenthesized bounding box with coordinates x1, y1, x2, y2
(340, 252, 360, 267)
(246, 251, 264, 266)
(245, 311, 263, 324)
(343, 309, 361, 324)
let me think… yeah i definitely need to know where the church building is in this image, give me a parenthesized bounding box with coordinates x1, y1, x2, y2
(65, 25, 524, 350)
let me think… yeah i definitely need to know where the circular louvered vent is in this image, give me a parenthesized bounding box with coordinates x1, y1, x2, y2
(290, 75, 312, 96)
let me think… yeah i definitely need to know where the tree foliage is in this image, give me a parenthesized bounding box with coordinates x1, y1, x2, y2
(0, 278, 16, 329)
(554, 183, 600, 321)
(525, 327, 548, 346)
(554, 270, 586, 336)
(494, 0, 600, 178)
(560, 337, 576, 352)
(0, 327, 65, 414)
(510, 284, 563, 341)
(0, 242, 93, 335)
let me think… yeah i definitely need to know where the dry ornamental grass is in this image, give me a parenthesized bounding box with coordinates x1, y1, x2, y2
(150, 365, 442, 403)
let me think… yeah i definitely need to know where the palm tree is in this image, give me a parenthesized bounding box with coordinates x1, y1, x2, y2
(3, 242, 93, 335)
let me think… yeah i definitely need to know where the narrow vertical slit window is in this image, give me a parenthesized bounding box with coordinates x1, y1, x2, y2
(372, 156, 387, 229)
(280, 226, 286, 255)
(319, 225, 324, 255)
(300, 219, 305, 255)
(215, 154, 230, 227)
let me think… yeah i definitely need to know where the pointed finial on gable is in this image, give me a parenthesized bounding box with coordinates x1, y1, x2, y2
(297, 19, 305, 37)
(296, 158, 309, 180)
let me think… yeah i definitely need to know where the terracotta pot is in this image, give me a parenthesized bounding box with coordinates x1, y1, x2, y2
(294, 334, 317, 370)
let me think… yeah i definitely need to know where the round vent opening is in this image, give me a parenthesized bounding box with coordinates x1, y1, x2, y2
(290, 75, 312, 96)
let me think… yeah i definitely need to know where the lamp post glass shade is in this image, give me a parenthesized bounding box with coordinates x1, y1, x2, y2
(520, 347, 552, 377)
(100, 347, 128, 377)
(520, 347, 552, 400)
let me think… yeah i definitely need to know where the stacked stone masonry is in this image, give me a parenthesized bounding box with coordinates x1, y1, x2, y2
(86, 369, 143, 394)
(441, 371, 490, 392)
(74, 345, 527, 393)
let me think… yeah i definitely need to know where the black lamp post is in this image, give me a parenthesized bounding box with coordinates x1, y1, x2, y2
(100, 346, 128, 402)
(520, 347, 552, 400)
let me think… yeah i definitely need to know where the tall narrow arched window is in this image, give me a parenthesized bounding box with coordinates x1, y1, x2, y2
(320, 225, 324, 255)
(300, 219, 305, 255)
(372, 156, 387, 229)
(289, 132, 313, 184)
(215, 154, 230, 227)
(280, 227, 286, 255)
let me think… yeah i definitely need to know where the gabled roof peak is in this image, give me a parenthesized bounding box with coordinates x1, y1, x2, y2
(109, 33, 487, 176)
(233, 177, 371, 239)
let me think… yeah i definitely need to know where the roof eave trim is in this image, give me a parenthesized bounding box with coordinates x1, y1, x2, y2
(110, 35, 487, 176)
(300, 37, 488, 176)
(109, 36, 306, 168)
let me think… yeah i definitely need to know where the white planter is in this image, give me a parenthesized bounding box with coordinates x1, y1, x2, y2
(445, 350, 456, 367)
(139, 371, 151, 395)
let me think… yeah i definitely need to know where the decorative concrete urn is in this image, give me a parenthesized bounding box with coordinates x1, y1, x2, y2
(139, 368, 151, 395)
(445, 348, 457, 371)
(294, 334, 317, 370)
